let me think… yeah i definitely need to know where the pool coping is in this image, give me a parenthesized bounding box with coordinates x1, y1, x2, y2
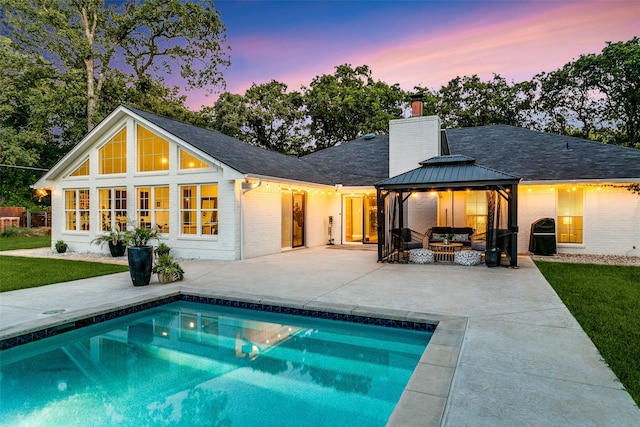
(0, 285, 466, 427)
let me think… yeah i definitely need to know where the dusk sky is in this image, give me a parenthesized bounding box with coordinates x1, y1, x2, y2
(182, 0, 639, 110)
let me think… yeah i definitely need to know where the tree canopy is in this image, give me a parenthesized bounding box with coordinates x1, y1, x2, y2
(303, 65, 408, 150)
(1, 15, 637, 208)
(1, 0, 230, 130)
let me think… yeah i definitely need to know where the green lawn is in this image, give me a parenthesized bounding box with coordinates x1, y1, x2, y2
(535, 261, 640, 406)
(0, 256, 129, 292)
(0, 235, 51, 251)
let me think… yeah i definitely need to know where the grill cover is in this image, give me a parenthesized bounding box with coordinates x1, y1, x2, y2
(529, 218, 556, 255)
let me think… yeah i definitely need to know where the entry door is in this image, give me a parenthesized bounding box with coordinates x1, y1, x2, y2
(345, 194, 378, 244)
(281, 191, 305, 249)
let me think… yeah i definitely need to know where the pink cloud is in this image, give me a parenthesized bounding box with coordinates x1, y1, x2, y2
(366, 1, 640, 90)
(186, 1, 639, 109)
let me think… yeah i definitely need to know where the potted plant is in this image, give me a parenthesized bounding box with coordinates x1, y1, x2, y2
(443, 233, 454, 245)
(152, 254, 184, 284)
(154, 242, 171, 258)
(124, 224, 161, 286)
(55, 239, 68, 253)
(91, 226, 127, 257)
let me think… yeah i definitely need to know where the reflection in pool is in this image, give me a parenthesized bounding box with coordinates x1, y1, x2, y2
(0, 301, 432, 426)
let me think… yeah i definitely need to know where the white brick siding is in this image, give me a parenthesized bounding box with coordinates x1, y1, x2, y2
(389, 116, 441, 177)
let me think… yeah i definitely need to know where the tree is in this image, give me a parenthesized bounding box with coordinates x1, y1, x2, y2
(208, 81, 308, 155)
(1, 0, 230, 130)
(534, 65, 601, 138)
(243, 81, 308, 155)
(0, 36, 56, 206)
(303, 64, 408, 150)
(435, 74, 535, 128)
(575, 37, 640, 147)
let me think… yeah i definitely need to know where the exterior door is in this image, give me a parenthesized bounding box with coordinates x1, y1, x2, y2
(345, 194, 378, 244)
(281, 191, 305, 249)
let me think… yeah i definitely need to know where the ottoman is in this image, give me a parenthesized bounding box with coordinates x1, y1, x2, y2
(409, 248, 434, 264)
(454, 250, 482, 266)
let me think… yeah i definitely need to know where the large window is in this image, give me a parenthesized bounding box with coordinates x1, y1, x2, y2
(65, 189, 90, 231)
(557, 187, 583, 243)
(98, 188, 127, 231)
(137, 125, 169, 172)
(180, 184, 218, 236)
(137, 186, 170, 233)
(99, 128, 126, 174)
(465, 191, 487, 235)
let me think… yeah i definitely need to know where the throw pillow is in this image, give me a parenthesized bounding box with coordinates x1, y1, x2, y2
(452, 233, 468, 241)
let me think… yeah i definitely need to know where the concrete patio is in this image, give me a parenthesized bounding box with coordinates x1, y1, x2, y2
(1, 247, 639, 426)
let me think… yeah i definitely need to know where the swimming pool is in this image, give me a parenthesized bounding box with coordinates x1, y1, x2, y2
(0, 301, 432, 426)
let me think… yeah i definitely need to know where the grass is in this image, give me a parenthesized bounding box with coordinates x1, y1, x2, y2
(0, 235, 51, 251)
(0, 256, 129, 292)
(535, 261, 640, 406)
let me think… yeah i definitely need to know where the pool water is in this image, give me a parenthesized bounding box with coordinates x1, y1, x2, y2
(0, 302, 431, 426)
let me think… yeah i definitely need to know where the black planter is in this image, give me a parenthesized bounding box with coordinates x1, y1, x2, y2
(108, 240, 126, 257)
(127, 246, 153, 286)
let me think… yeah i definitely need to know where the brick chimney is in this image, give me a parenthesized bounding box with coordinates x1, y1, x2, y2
(410, 94, 423, 117)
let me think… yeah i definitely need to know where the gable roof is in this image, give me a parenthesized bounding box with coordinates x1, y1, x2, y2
(302, 134, 389, 186)
(446, 125, 640, 182)
(376, 155, 520, 190)
(126, 106, 332, 184)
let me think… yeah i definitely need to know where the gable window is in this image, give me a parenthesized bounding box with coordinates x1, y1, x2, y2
(136, 186, 170, 233)
(70, 159, 89, 177)
(557, 187, 583, 243)
(65, 189, 90, 231)
(137, 125, 169, 172)
(99, 127, 127, 174)
(180, 184, 218, 236)
(98, 188, 127, 231)
(180, 149, 210, 170)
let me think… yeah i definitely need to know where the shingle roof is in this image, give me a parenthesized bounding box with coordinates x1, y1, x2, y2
(446, 125, 640, 181)
(301, 134, 389, 186)
(126, 106, 332, 184)
(126, 107, 640, 186)
(376, 155, 520, 189)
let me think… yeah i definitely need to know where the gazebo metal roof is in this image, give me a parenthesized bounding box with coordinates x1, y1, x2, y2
(376, 155, 520, 191)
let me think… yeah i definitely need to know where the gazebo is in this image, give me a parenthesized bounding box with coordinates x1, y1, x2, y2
(375, 155, 521, 267)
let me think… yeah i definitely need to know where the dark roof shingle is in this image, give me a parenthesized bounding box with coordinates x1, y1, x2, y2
(446, 125, 640, 181)
(127, 106, 332, 184)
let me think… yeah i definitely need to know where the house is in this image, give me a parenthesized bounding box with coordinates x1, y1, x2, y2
(33, 104, 640, 261)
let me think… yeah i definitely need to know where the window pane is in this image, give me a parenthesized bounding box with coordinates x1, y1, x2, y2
(70, 159, 89, 176)
(557, 188, 583, 243)
(154, 187, 170, 233)
(137, 125, 169, 172)
(99, 128, 126, 174)
(180, 149, 209, 169)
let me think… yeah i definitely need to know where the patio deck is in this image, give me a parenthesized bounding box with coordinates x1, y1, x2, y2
(1, 247, 639, 426)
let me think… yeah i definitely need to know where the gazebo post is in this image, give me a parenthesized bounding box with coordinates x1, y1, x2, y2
(508, 183, 519, 267)
(376, 189, 386, 262)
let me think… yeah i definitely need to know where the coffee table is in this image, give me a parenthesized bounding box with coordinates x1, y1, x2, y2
(428, 242, 463, 263)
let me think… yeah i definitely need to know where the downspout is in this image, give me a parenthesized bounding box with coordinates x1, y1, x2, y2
(240, 176, 262, 260)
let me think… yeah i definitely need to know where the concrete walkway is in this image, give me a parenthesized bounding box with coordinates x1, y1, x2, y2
(1, 247, 639, 426)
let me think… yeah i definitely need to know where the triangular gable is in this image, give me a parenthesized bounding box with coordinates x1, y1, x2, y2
(33, 105, 244, 189)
